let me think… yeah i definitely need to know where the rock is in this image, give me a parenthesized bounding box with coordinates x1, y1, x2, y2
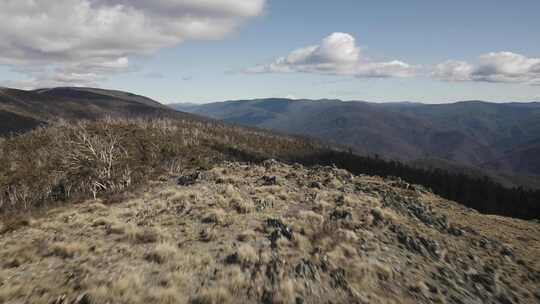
(397, 230, 424, 255)
(470, 272, 496, 292)
(336, 195, 346, 206)
(265, 255, 284, 285)
(177, 172, 200, 186)
(292, 163, 303, 170)
(263, 159, 280, 169)
(418, 236, 442, 260)
(394, 226, 443, 259)
(309, 181, 322, 189)
(199, 228, 216, 242)
(295, 259, 320, 281)
(479, 238, 491, 249)
(254, 198, 273, 212)
(382, 195, 452, 232)
(496, 293, 514, 304)
(268, 230, 282, 248)
(330, 268, 349, 290)
(53, 294, 67, 304)
(528, 270, 540, 283)
(388, 178, 411, 190)
(500, 246, 513, 257)
(319, 254, 330, 272)
(224, 252, 240, 265)
(330, 209, 352, 221)
(266, 218, 294, 248)
(261, 175, 278, 186)
(73, 293, 90, 304)
(448, 225, 464, 236)
(371, 208, 384, 224)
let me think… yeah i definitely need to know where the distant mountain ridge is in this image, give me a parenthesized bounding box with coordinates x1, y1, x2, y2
(172, 98, 540, 189)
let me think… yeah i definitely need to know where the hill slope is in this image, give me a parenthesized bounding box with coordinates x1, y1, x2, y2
(173, 99, 540, 187)
(0, 87, 184, 135)
(1, 161, 538, 303)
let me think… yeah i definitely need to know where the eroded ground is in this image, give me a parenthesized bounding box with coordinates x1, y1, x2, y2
(1, 160, 539, 303)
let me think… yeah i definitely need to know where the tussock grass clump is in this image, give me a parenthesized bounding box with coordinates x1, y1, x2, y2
(202, 208, 227, 225)
(200, 228, 218, 242)
(126, 225, 163, 244)
(145, 242, 178, 264)
(0, 214, 33, 234)
(226, 244, 258, 266)
(90, 272, 144, 303)
(191, 287, 232, 304)
(0, 118, 319, 214)
(47, 241, 85, 259)
(237, 229, 256, 242)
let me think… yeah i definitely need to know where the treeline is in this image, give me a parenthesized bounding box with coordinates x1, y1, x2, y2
(294, 151, 540, 220)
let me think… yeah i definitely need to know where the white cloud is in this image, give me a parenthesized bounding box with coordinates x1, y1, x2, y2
(246, 32, 416, 78)
(434, 52, 540, 85)
(433, 60, 474, 82)
(0, 0, 265, 88)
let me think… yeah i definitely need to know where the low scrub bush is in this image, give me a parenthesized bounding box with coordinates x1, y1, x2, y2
(0, 118, 318, 213)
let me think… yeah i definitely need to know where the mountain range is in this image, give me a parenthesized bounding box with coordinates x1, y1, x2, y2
(172, 99, 540, 189)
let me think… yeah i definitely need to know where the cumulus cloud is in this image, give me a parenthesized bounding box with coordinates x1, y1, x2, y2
(434, 52, 540, 85)
(0, 0, 265, 88)
(246, 33, 416, 78)
(433, 60, 474, 82)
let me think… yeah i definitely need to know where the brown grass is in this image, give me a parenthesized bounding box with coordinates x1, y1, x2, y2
(145, 242, 179, 264)
(126, 226, 164, 244)
(202, 208, 227, 225)
(47, 241, 85, 259)
(1, 161, 538, 304)
(191, 287, 232, 304)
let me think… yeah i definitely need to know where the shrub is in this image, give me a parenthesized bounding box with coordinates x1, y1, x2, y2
(0, 118, 319, 213)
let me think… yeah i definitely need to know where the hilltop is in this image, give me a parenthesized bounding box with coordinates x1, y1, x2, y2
(0, 87, 190, 136)
(1, 160, 538, 303)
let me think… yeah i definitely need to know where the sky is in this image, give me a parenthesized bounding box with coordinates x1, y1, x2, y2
(0, 0, 539, 104)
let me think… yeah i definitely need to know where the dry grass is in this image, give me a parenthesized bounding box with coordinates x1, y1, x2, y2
(191, 287, 232, 304)
(145, 242, 179, 264)
(47, 241, 85, 259)
(0, 214, 33, 234)
(126, 226, 164, 244)
(271, 279, 298, 304)
(202, 208, 227, 225)
(237, 229, 256, 242)
(235, 244, 258, 265)
(89, 272, 144, 303)
(0, 161, 538, 304)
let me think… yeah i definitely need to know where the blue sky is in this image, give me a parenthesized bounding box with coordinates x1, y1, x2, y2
(1, 0, 539, 103)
